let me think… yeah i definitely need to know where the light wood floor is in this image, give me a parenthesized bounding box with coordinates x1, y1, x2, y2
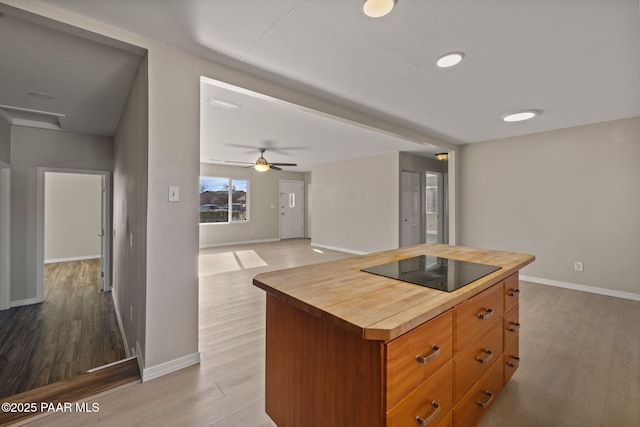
(21, 240, 640, 427)
(0, 260, 126, 399)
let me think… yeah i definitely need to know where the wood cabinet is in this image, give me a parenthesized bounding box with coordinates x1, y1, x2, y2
(388, 275, 517, 426)
(385, 311, 453, 409)
(386, 361, 453, 427)
(453, 358, 504, 427)
(255, 245, 534, 427)
(503, 272, 520, 384)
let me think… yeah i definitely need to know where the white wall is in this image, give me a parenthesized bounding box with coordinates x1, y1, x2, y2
(199, 163, 305, 246)
(0, 117, 9, 164)
(10, 127, 113, 304)
(113, 53, 148, 360)
(144, 42, 201, 371)
(460, 116, 640, 296)
(0, 167, 10, 311)
(312, 152, 400, 254)
(44, 172, 102, 262)
(0, 118, 8, 310)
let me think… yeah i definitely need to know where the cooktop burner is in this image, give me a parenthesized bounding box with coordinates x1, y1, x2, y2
(361, 255, 501, 292)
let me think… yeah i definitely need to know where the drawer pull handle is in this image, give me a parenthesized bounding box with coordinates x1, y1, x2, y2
(477, 390, 494, 408)
(415, 400, 440, 425)
(477, 308, 494, 320)
(476, 349, 493, 364)
(508, 288, 520, 297)
(416, 345, 441, 364)
(508, 355, 520, 368)
(508, 322, 520, 332)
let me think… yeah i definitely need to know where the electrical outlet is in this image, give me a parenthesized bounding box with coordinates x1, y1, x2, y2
(574, 261, 584, 272)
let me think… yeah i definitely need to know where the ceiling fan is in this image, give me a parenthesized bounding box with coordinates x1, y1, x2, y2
(225, 148, 298, 172)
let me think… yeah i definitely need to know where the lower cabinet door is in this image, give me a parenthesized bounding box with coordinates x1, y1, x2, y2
(386, 361, 453, 427)
(453, 359, 503, 427)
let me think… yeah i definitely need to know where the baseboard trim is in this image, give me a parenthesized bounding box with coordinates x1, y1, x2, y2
(44, 255, 101, 264)
(520, 275, 640, 302)
(87, 356, 138, 373)
(199, 238, 280, 249)
(140, 351, 201, 382)
(310, 242, 370, 256)
(10, 297, 41, 308)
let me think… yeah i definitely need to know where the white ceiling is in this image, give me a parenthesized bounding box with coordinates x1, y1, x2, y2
(0, 5, 145, 136)
(200, 77, 444, 171)
(2, 1, 639, 170)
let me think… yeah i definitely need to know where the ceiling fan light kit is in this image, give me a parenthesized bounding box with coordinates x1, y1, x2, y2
(225, 148, 298, 172)
(254, 157, 270, 172)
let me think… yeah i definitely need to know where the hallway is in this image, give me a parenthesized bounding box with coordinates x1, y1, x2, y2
(0, 259, 126, 399)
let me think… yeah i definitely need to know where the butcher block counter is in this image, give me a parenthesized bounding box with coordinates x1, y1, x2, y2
(253, 244, 535, 427)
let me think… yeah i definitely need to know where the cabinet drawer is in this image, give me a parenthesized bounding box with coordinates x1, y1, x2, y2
(387, 361, 453, 427)
(504, 338, 520, 384)
(454, 283, 503, 352)
(453, 323, 502, 403)
(503, 303, 519, 350)
(434, 412, 452, 427)
(453, 357, 503, 427)
(503, 273, 519, 313)
(386, 311, 453, 409)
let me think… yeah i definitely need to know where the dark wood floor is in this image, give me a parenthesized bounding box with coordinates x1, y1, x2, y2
(0, 259, 126, 399)
(0, 358, 140, 427)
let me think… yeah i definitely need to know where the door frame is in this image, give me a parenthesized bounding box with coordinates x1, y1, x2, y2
(36, 167, 112, 301)
(0, 162, 10, 310)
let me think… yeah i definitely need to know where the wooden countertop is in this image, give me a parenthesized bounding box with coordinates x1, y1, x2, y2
(253, 244, 534, 341)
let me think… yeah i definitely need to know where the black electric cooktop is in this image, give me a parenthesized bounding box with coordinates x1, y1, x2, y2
(361, 255, 501, 292)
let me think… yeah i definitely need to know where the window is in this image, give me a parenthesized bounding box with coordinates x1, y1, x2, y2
(199, 176, 248, 223)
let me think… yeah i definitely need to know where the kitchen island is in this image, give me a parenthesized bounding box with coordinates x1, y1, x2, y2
(253, 244, 535, 427)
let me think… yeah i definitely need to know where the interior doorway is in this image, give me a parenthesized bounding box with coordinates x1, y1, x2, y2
(401, 171, 421, 247)
(426, 172, 444, 244)
(36, 168, 111, 301)
(280, 180, 305, 239)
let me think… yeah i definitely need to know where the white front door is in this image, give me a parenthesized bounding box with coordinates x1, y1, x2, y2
(280, 180, 304, 239)
(401, 171, 421, 247)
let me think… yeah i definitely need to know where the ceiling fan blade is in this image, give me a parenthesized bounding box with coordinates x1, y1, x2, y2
(269, 165, 283, 171)
(269, 163, 297, 167)
(224, 160, 255, 165)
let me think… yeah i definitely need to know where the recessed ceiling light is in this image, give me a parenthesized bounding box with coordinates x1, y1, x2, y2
(363, 0, 396, 18)
(501, 110, 541, 122)
(206, 98, 241, 110)
(28, 91, 53, 100)
(437, 52, 465, 68)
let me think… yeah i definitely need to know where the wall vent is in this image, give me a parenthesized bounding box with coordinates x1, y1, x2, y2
(0, 104, 66, 131)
